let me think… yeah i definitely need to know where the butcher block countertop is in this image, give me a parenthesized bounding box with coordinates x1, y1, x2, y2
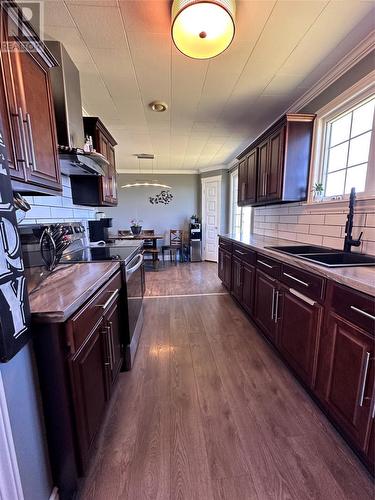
(27, 262, 120, 323)
(221, 233, 375, 297)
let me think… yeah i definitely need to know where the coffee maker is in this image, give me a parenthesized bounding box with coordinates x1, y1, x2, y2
(88, 218, 112, 243)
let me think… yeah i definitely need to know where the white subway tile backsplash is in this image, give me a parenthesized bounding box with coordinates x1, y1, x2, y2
(23, 175, 97, 225)
(298, 214, 325, 225)
(366, 213, 375, 227)
(322, 236, 344, 250)
(310, 225, 342, 237)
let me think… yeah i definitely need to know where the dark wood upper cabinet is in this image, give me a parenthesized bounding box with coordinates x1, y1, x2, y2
(237, 157, 248, 206)
(315, 311, 374, 451)
(70, 118, 118, 206)
(238, 113, 315, 207)
(0, 3, 61, 194)
(278, 288, 323, 387)
(246, 148, 257, 204)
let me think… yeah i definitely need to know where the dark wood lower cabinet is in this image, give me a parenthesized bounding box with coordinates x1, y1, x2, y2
(103, 296, 122, 393)
(232, 256, 243, 302)
(278, 288, 322, 387)
(315, 311, 374, 451)
(242, 263, 255, 314)
(217, 240, 375, 474)
(218, 247, 232, 290)
(254, 269, 278, 344)
(70, 320, 108, 472)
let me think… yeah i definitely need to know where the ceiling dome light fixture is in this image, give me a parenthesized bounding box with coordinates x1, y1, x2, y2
(171, 0, 236, 60)
(150, 101, 168, 112)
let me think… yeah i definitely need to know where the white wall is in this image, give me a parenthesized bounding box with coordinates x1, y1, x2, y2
(105, 173, 200, 243)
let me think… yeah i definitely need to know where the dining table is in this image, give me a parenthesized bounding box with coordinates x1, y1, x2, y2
(108, 234, 164, 266)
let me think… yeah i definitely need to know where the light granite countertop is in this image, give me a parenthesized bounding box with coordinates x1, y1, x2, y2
(221, 233, 375, 297)
(27, 261, 120, 322)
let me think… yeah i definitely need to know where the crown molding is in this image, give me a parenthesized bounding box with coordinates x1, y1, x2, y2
(116, 168, 198, 175)
(198, 164, 229, 173)
(288, 30, 375, 113)
(227, 30, 375, 165)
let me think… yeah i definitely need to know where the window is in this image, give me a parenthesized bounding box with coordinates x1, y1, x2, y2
(229, 170, 251, 236)
(323, 96, 374, 197)
(311, 74, 375, 203)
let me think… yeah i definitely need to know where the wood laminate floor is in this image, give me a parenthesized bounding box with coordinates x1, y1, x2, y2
(80, 263, 374, 500)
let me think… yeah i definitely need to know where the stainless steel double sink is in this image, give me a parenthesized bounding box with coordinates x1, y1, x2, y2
(265, 245, 375, 267)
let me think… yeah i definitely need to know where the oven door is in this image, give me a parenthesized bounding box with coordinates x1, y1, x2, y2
(125, 252, 144, 340)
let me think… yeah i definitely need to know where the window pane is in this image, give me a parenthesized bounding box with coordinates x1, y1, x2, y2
(351, 98, 375, 137)
(330, 113, 351, 146)
(327, 141, 348, 172)
(348, 131, 371, 166)
(344, 163, 367, 194)
(326, 169, 345, 196)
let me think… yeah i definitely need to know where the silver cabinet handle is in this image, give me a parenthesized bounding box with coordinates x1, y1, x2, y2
(258, 259, 273, 269)
(359, 352, 371, 407)
(24, 113, 37, 170)
(271, 288, 275, 320)
(350, 306, 375, 321)
(15, 107, 29, 165)
(289, 288, 316, 306)
(109, 321, 115, 371)
(274, 290, 280, 323)
(95, 289, 119, 309)
(106, 325, 113, 370)
(235, 249, 246, 256)
(283, 272, 309, 287)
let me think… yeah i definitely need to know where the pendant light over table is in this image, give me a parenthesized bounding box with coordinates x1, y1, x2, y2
(171, 0, 236, 59)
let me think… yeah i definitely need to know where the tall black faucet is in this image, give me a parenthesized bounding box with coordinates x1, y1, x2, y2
(343, 187, 363, 253)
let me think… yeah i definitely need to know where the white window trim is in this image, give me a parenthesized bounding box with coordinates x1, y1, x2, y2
(308, 70, 375, 206)
(229, 169, 237, 233)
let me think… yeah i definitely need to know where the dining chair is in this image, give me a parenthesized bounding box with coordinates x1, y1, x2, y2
(118, 229, 131, 236)
(142, 229, 159, 270)
(162, 230, 183, 265)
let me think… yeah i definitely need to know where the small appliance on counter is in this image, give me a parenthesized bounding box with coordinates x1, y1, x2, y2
(88, 218, 113, 243)
(190, 221, 202, 262)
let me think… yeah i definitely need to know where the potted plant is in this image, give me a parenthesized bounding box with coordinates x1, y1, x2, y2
(130, 218, 143, 235)
(312, 182, 324, 202)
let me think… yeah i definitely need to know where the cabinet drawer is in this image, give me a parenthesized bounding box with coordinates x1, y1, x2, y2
(233, 244, 256, 265)
(256, 254, 281, 278)
(280, 263, 325, 302)
(68, 271, 122, 353)
(219, 238, 232, 252)
(330, 283, 375, 334)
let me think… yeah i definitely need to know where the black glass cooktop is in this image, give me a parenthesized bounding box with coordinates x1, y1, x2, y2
(60, 245, 140, 265)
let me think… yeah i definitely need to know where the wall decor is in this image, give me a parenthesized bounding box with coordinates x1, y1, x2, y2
(149, 190, 173, 205)
(0, 126, 31, 362)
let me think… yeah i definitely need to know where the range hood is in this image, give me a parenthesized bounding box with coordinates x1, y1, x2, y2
(46, 41, 105, 176)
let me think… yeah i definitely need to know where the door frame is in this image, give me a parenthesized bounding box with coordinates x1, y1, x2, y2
(201, 175, 221, 262)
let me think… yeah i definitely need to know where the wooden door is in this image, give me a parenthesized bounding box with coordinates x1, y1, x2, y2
(104, 297, 123, 391)
(11, 41, 61, 191)
(70, 320, 108, 471)
(254, 269, 278, 343)
(232, 256, 243, 302)
(266, 126, 284, 201)
(246, 149, 257, 204)
(317, 312, 374, 450)
(237, 158, 247, 205)
(256, 139, 269, 203)
(278, 288, 322, 387)
(242, 263, 255, 315)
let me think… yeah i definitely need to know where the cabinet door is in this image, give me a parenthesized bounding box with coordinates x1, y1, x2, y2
(278, 289, 322, 387)
(11, 41, 61, 191)
(237, 158, 247, 205)
(242, 263, 255, 315)
(108, 144, 118, 204)
(218, 247, 225, 282)
(223, 250, 232, 290)
(254, 269, 278, 343)
(96, 131, 113, 205)
(104, 297, 123, 391)
(267, 126, 284, 201)
(317, 312, 374, 450)
(257, 139, 269, 202)
(246, 149, 257, 204)
(70, 321, 108, 471)
(367, 419, 375, 474)
(232, 257, 243, 302)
